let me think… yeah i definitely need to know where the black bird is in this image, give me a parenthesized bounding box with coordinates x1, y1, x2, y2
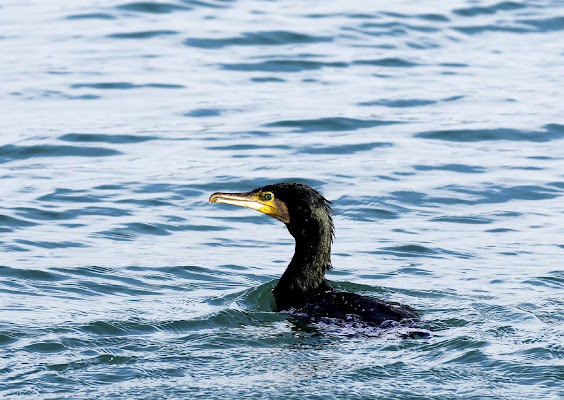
(209, 183, 417, 326)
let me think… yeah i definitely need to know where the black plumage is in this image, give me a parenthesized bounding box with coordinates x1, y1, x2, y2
(209, 183, 417, 326)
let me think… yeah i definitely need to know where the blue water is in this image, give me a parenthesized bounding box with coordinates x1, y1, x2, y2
(1, 0, 564, 398)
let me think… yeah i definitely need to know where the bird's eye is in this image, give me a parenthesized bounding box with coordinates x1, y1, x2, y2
(264, 193, 273, 201)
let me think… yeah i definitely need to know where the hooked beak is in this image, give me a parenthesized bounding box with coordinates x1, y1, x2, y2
(209, 191, 290, 223)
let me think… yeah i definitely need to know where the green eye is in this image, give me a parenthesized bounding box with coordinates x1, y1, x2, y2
(264, 193, 273, 201)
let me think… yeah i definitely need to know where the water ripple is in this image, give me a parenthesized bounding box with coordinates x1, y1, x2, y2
(70, 82, 185, 90)
(264, 117, 399, 132)
(14, 240, 87, 249)
(416, 124, 564, 142)
(0, 144, 121, 163)
(184, 108, 223, 117)
(0, 265, 67, 282)
(299, 142, 393, 155)
(519, 16, 564, 32)
(207, 144, 291, 151)
(353, 57, 419, 67)
(37, 189, 105, 204)
(94, 222, 226, 241)
(360, 21, 441, 34)
(65, 13, 116, 20)
(59, 133, 158, 144)
(185, 30, 333, 48)
(453, 25, 533, 35)
(414, 164, 486, 174)
(0, 214, 38, 231)
(107, 30, 179, 39)
(115, 2, 192, 14)
(221, 59, 348, 72)
(431, 216, 494, 225)
(367, 245, 473, 259)
(453, 1, 527, 17)
(388, 184, 561, 206)
(14, 206, 130, 221)
(359, 98, 436, 108)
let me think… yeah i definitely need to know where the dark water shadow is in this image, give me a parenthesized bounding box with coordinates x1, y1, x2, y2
(0, 144, 121, 164)
(185, 30, 333, 49)
(415, 124, 564, 142)
(264, 117, 400, 133)
(221, 59, 348, 73)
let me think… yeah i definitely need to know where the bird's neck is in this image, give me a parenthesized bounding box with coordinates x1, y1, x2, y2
(290, 236, 332, 274)
(273, 221, 333, 310)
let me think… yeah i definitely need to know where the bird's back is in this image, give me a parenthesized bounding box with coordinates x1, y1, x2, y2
(297, 291, 417, 326)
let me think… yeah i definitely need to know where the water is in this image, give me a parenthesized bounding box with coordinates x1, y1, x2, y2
(1, 0, 564, 398)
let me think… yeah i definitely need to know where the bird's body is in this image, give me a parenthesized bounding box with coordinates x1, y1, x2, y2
(209, 183, 417, 326)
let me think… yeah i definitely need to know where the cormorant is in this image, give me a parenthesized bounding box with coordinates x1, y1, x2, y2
(209, 183, 417, 326)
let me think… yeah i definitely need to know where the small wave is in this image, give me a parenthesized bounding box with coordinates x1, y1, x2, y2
(453, 1, 526, 17)
(0, 265, 68, 282)
(387, 184, 561, 207)
(37, 189, 104, 204)
(457, 184, 561, 203)
(523, 271, 564, 290)
(485, 228, 516, 233)
(107, 30, 179, 39)
(297, 142, 392, 155)
(115, 198, 173, 207)
(358, 98, 436, 108)
(0, 334, 18, 346)
(185, 30, 332, 49)
(94, 222, 226, 242)
(366, 245, 473, 259)
(14, 206, 130, 221)
(115, 2, 192, 14)
(414, 164, 486, 173)
(14, 240, 87, 249)
(207, 144, 291, 151)
(221, 59, 348, 73)
(382, 244, 440, 256)
(184, 108, 222, 117)
(369, 245, 444, 259)
(0, 214, 38, 230)
(30, 89, 101, 101)
(519, 16, 564, 32)
(95, 223, 168, 241)
(361, 20, 440, 33)
(416, 13, 450, 22)
(0, 144, 121, 163)
(80, 320, 158, 335)
(65, 13, 116, 20)
(338, 207, 399, 221)
(431, 216, 493, 224)
(336, 196, 404, 220)
(415, 124, 564, 142)
(182, 0, 231, 9)
(47, 354, 137, 373)
(343, 21, 438, 38)
(130, 182, 202, 197)
(353, 57, 419, 67)
(453, 25, 533, 35)
(24, 341, 66, 353)
(71, 82, 185, 90)
(264, 117, 399, 133)
(59, 133, 158, 144)
(548, 182, 564, 190)
(249, 77, 286, 83)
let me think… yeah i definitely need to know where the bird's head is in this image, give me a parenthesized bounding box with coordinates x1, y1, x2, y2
(209, 182, 334, 241)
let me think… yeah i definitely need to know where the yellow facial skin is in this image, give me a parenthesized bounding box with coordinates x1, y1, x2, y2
(209, 191, 290, 223)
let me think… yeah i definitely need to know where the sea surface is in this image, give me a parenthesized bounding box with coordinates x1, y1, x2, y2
(1, 0, 564, 398)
